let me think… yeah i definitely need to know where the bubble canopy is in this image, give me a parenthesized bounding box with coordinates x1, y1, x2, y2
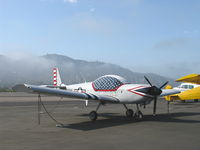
(92, 75, 129, 91)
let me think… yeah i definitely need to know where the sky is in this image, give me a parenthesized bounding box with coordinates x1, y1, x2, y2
(0, 0, 200, 78)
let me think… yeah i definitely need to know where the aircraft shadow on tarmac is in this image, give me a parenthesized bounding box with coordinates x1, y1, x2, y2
(61, 112, 200, 131)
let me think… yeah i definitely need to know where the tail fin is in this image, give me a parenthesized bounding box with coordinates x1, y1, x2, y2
(53, 68, 62, 87)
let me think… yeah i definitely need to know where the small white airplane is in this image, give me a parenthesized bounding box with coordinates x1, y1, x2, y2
(173, 83, 200, 92)
(22, 68, 180, 121)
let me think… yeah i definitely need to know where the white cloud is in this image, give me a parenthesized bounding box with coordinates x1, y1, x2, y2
(64, 0, 78, 3)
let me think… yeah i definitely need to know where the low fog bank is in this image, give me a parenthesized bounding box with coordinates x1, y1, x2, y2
(0, 54, 54, 87)
(0, 54, 177, 88)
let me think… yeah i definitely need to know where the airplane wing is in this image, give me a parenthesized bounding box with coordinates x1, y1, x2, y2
(24, 84, 120, 103)
(176, 74, 200, 84)
(160, 89, 181, 97)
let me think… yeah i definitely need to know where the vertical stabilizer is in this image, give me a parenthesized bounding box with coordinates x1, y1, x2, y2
(53, 68, 62, 87)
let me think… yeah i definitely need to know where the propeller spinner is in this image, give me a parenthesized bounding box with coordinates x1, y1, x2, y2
(144, 76, 168, 116)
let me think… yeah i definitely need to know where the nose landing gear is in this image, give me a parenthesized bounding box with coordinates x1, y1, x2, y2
(123, 104, 143, 121)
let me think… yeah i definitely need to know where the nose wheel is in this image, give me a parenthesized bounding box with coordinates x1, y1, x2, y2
(135, 104, 143, 121)
(123, 104, 144, 120)
(135, 110, 143, 121)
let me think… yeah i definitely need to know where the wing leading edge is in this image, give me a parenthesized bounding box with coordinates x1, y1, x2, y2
(24, 84, 120, 103)
(160, 89, 180, 97)
(176, 74, 200, 84)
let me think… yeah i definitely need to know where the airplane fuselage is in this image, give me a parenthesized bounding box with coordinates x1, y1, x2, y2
(21, 72, 179, 122)
(66, 82, 153, 104)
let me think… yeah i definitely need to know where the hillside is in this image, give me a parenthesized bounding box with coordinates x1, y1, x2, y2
(0, 54, 177, 88)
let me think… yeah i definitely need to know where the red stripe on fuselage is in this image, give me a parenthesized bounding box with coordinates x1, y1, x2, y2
(128, 86, 152, 98)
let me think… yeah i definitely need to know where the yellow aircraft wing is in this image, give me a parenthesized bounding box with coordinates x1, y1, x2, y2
(176, 74, 200, 84)
(165, 74, 200, 101)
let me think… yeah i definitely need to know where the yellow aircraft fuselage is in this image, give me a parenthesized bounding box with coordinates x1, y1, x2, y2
(165, 86, 200, 101)
(165, 74, 200, 101)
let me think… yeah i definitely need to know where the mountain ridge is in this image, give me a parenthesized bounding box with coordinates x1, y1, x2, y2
(0, 54, 177, 88)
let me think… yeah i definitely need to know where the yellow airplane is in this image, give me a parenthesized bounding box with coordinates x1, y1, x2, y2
(165, 74, 200, 102)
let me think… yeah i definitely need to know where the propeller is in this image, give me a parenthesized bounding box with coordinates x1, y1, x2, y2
(144, 76, 168, 116)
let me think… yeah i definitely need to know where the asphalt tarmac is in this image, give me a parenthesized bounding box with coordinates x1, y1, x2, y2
(0, 93, 200, 150)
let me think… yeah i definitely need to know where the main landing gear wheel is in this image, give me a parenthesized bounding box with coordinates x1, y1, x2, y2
(89, 111, 98, 121)
(135, 111, 143, 121)
(126, 109, 134, 118)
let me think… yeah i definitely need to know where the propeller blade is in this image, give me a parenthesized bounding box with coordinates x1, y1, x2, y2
(153, 96, 157, 116)
(144, 76, 153, 86)
(143, 76, 168, 116)
(159, 81, 169, 89)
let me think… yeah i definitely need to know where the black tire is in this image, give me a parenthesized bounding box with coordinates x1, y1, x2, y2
(89, 111, 98, 121)
(194, 99, 198, 102)
(126, 109, 134, 117)
(135, 111, 143, 121)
